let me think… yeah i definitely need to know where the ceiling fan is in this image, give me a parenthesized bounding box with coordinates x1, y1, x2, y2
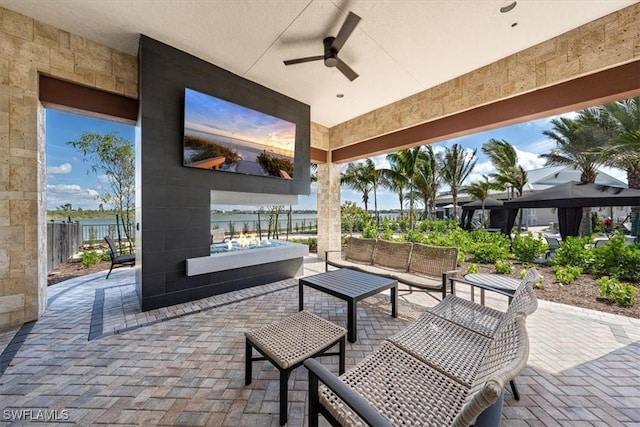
(283, 11, 361, 81)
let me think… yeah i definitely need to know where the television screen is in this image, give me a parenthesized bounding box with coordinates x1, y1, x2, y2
(183, 88, 296, 179)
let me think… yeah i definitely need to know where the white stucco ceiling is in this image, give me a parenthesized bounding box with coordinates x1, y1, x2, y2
(1, 0, 636, 127)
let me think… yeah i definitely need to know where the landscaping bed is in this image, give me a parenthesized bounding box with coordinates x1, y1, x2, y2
(460, 260, 640, 320)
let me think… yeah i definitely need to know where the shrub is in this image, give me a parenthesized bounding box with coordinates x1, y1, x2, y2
(466, 263, 480, 274)
(553, 265, 582, 285)
(341, 202, 371, 235)
(593, 233, 640, 281)
(598, 276, 638, 306)
(512, 233, 549, 263)
(101, 251, 111, 262)
(494, 259, 514, 274)
(362, 220, 378, 239)
(467, 230, 510, 264)
(381, 226, 395, 241)
(289, 237, 317, 253)
(81, 250, 101, 267)
(552, 236, 594, 269)
(457, 250, 466, 266)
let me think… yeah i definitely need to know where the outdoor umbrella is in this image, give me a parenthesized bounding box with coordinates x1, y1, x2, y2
(502, 181, 640, 239)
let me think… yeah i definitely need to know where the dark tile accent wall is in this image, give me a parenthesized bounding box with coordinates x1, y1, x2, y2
(137, 36, 310, 311)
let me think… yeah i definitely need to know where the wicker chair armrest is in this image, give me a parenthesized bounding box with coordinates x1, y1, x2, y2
(449, 277, 514, 298)
(304, 359, 392, 427)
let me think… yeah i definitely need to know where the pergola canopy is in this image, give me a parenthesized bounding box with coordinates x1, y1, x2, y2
(461, 198, 505, 230)
(502, 181, 640, 239)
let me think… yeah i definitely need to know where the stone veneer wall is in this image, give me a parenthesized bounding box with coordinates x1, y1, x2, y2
(0, 7, 137, 328)
(329, 3, 640, 148)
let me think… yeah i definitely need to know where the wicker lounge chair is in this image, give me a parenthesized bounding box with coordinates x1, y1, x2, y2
(305, 269, 538, 426)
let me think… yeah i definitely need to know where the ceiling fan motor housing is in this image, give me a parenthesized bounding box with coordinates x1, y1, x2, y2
(323, 37, 338, 67)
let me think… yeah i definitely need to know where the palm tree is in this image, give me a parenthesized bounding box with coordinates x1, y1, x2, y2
(386, 147, 426, 228)
(465, 177, 499, 226)
(540, 115, 606, 183)
(482, 138, 528, 229)
(341, 162, 372, 212)
(381, 162, 409, 219)
(481, 139, 527, 197)
(592, 97, 640, 235)
(439, 144, 477, 220)
(362, 158, 383, 227)
(413, 146, 440, 219)
(541, 113, 608, 235)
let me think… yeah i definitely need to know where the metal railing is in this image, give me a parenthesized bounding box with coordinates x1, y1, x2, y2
(81, 223, 135, 245)
(211, 217, 317, 239)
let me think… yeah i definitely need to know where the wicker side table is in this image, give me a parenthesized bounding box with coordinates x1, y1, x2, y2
(245, 310, 347, 426)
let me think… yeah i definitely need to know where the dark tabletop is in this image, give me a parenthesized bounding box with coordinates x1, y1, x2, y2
(464, 273, 520, 293)
(300, 268, 397, 298)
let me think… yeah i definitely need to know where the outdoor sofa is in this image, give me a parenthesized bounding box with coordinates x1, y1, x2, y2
(325, 237, 458, 299)
(305, 268, 540, 426)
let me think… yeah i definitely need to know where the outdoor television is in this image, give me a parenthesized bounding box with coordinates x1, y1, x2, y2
(183, 88, 296, 180)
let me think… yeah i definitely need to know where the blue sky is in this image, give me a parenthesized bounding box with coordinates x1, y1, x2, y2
(46, 109, 626, 211)
(46, 110, 135, 210)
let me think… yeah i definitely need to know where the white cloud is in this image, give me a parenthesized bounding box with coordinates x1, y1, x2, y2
(46, 184, 101, 210)
(97, 174, 111, 184)
(466, 161, 496, 184)
(516, 149, 546, 171)
(46, 163, 72, 174)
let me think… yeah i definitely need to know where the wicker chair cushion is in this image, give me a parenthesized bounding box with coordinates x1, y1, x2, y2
(326, 259, 376, 271)
(393, 271, 442, 290)
(344, 237, 377, 264)
(388, 312, 492, 387)
(372, 240, 412, 271)
(245, 310, 346, 369)
(429, 295, 504, 337)
(409, 243, 458, 277)
(320, 341, 468, 427)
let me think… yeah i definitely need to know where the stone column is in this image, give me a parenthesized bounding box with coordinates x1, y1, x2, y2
(316, 160, 341, 260)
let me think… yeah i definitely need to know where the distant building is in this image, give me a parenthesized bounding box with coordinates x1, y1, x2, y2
(436, 165, 630, 226)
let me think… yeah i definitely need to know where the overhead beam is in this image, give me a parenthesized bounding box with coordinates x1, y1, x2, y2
(39, 74, 139, 124)
(331, 60, 640, 163)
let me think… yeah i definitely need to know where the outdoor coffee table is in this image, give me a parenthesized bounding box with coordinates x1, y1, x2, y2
(464, 273, 520, 305)
(298, 268, 398, 343)
(245, 310, 346, 426)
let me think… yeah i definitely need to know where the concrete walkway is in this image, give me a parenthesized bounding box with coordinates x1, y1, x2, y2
(0, 258, 638, 426)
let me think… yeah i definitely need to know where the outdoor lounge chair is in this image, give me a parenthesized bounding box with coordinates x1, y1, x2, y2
(544, 236, 560, 258)
(104, 236, 135, 279)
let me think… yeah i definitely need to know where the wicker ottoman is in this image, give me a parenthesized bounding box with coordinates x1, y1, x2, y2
(245, 310, 347, 426)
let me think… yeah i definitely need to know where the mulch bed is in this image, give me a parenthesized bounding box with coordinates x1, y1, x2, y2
(461, 261, 640, 320)
(47, 258, 640, 320)
(47, 260, 112, 286)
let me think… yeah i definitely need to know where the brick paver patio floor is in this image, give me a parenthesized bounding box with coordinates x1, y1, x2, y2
(0, 257, 638, 426)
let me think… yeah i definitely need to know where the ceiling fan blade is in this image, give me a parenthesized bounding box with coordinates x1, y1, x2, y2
(283, 55, 324, 65)
(336, 59, 359, 81)
(331, 11, 361, 52)
(283, 56, 325, 66)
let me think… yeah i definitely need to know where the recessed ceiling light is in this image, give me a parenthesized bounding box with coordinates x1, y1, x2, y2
(336, 93, 344, 98)
(500, 1, 517, 13)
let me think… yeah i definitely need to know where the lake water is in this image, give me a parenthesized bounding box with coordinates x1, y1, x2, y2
(49, 213, 319, 240)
